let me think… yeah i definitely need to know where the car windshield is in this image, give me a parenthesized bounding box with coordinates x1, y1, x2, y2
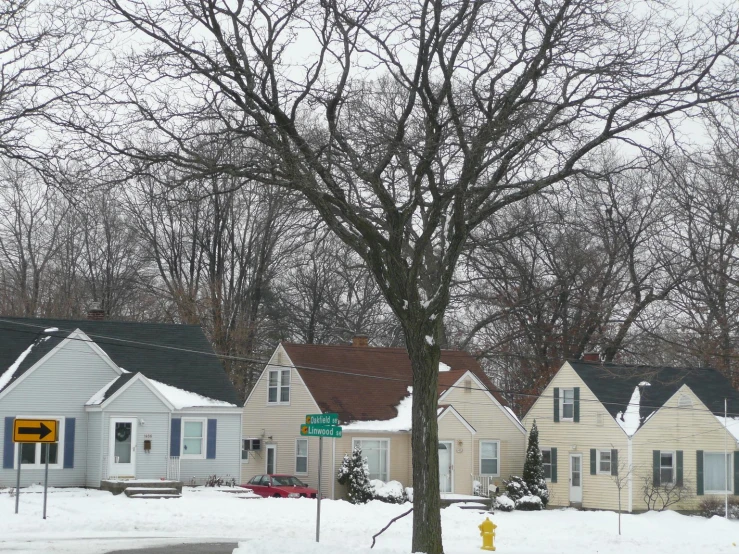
(271, 476, 305, 487)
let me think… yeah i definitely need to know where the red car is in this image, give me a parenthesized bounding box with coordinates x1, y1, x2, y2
(242, 474, 319, 498)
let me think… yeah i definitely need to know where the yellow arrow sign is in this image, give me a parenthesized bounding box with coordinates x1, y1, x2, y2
(13, 419, 58, 443)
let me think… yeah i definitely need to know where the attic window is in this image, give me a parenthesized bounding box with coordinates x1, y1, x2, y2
(268, 369, 290, 404)
(678, 395, 693, 408)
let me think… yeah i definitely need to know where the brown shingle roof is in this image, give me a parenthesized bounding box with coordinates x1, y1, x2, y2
(281, 343, 507, 424)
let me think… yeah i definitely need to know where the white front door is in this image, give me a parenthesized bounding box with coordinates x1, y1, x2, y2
(569, 454, 582, 503)
(439, 441, 453, 493)
(266, 445, 276, 474)
(109, 418, 137, 478)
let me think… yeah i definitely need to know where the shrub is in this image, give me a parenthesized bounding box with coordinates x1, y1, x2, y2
(494, 495, 514, 512)
(504, 476, 530, 502)
(515, 495, 544, 511)
(698, 496, 739, 518)
(337, 446, 374, 504)
(522, 421, 549, 507)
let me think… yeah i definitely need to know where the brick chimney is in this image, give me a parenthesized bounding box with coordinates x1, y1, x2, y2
(582, 352, 600, 362)
(352, 334, 369, 347)
(87, 301, 105, 321)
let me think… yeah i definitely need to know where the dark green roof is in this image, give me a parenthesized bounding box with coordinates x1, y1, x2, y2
(0, 317, 241, 406)
(569, 360, 739, 425)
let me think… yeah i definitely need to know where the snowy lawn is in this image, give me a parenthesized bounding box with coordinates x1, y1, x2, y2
(1, 486, 739, 554)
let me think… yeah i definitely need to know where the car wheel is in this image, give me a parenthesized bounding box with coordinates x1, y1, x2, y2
(273, 493, 281, 498)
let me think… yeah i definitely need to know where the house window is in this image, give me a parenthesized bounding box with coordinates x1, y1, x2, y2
(598, 450, 611, 474)
(542, 448, 552, 480)
(181, 418, 206, 459)
(561, 389, 575, 420)
(704, 452, 733, 493)
(268, 369, 290, 404)
(480, 441, 500, 476)
(15, 417, 64, 469)
(353, 439, 389, 481)
(660, 452, 674, 484)
(295, 439, 308, 474)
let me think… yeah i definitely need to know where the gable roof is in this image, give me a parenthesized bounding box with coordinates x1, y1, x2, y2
(0, 317, 241, 406)
(568, 360, 739, 433)
(280, 342, 506, 424)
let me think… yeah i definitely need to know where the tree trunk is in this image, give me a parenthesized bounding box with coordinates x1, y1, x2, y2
(406, 328, 443, 554)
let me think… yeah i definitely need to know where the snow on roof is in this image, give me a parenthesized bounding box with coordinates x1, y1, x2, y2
(0, 342, 36, 392)
(616, 385, 642, 437)
(504, 406, 522, 425)
(439, 361, 451, 372)
(148, 378, 237, 409)
(344, 386, 413, 432)
(44, 327, 59, 333)
(716, 416, 739, 443)
(86, 377, 121, 405)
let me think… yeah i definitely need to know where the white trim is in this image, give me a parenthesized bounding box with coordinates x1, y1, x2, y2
(108, 416, 137, 477)
(569, 453, 583, 503)
(0, 329, 124, 401)
(478, 440, 501, 477)
(659, 450, 676, 485)
(266, 444, 277, 474)
(560, 388, 575, 422)
(438, 371, 526, 434)
(352, 437, 391, 482)
(628, 437, 633, 513)
(181, 417, 208, 460)
(596, 449, 612, 475)
(438, 440, 454, 493)
(98, 373, 175, 411)
(14, 415, 66, 470)
(541, 447, 553, 482)
(266, 368, 291, 406)
(437, 405, 477, 435)
(295, 438, 308, 475)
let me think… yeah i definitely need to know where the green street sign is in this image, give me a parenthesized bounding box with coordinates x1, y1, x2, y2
(305, 413, 339, 425)
(300, 424, 343, 438)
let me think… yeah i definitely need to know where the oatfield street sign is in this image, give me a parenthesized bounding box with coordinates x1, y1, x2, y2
(300, 424, 343, 438)
(305, 413, 339, 426)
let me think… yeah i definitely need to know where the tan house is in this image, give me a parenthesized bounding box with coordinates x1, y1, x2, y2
(523, 359, 739, 512)
(241, 338, 526, 499)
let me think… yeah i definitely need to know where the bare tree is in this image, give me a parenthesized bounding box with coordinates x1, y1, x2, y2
(610, 456, 632, 535)
(81, 0, 739, 550)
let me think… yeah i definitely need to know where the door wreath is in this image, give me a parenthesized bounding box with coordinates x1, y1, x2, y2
(115, 424, 131, 442)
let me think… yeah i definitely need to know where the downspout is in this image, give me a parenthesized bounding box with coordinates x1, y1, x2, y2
(627, 436, 633, 513)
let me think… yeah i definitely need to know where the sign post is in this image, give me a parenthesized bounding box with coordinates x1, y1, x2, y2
(12, 419, 58, 516)
(301, 414, 341, 543)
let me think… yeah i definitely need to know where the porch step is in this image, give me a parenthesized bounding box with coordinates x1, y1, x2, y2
(101, 480, 183, 496)
(128, 493, 182, 499)
(124, 487, 179, 497)
(457, 503, 491, 511)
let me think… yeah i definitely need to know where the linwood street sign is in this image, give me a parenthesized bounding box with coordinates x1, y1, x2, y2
(13, 419, 58, 443)
(305, 413, 339, 426)
(300, 424, 342, 438)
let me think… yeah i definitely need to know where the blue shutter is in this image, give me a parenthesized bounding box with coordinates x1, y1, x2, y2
(611, 449, 618, 476)
(551, 447, 558, 483)
(573, 387, 580, 422)
(63, 418, 76, 469)
(653, 450, 661, 486)
(3, 417, 14, 469)
(590, 449, 597, 475)
(553, 388, 560, 422)
(676, 450, 683, 487)
(206, 419, 217, 459)
(170, 418, 181, 457)
(696, 450, 703, 496)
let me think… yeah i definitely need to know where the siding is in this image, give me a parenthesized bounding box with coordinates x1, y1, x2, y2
(440, 378, 527, 492)
(85, 412, 102, 487)
(179, 411, 241, 485)
(0, 337, 120, 487)
(522, 362, 629, 510)
(631, 385, 736, 511)
(438, 412, 473, 494)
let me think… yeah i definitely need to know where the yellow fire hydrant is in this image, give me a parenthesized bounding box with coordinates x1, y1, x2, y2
(479, 517, 497, 551)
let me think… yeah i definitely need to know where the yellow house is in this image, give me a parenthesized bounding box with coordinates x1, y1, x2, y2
(241, 338, 526, 499)
(523, 359, 739, 512)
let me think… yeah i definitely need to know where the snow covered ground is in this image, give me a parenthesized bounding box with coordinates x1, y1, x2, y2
(1, 485, 738, 554)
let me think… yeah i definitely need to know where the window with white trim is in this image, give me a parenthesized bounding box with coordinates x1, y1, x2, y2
(542, 448, 552, 480)
(15, 417, 64, 469)
(704, 452, 733, 494)
(480, 440, 500, 476)
(598, 450, 611, 474)
(268, 369, 290, 404)
(295, 439, 308, 474)
(353, 439, 389, 481)
(181, 418, 206, 459)
(561, 389, 575, 420)
(660, 451, 674, 484)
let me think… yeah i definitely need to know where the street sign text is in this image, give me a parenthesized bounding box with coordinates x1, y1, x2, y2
(300, 424, 342, 438)
(305, 413, 339, 425)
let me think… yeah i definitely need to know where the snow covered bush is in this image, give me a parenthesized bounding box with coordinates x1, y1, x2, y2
(504, 476, 530, 502)
(405, 487, 413, 502)
(371, 480, 408, 504)
(515, 495, 543, 511)
(337, 446, 374, 504)
(494, 495, 515, 512)
(522, 420, 549, 507)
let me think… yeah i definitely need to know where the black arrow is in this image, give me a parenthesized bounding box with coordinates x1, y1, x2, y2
(18, 422, 52, 440)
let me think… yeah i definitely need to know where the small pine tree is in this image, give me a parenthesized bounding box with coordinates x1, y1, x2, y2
(523, 420, 549, 507)
(337, 445, 374, 504)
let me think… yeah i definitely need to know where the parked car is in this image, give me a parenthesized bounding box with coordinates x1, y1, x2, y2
(241, 474, 319, 498)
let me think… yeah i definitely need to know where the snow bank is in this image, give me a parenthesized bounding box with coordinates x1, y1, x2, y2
(344, 386, 412, 432)
(0, 342, 36, 392)
(616, 384, 644, 436)
(149, 378, 238, 409)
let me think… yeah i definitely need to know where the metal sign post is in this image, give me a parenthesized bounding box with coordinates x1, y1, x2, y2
(43, 444, 50, 519)
(15, 457, 21, 514)
(316, 436, 323, 542)
(12, 418, 59, 517)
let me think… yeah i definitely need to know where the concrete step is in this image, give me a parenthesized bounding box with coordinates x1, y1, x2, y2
(124, 487, 179, 497)
(457, 503, 490, 511)
(128, 493, 182, 499)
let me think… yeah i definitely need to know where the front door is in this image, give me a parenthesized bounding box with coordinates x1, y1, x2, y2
(569, 454, 582, 503)
(439, 441, 453, 493)
(109, 418, 137, 479)
(266, 445, 276, 474)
